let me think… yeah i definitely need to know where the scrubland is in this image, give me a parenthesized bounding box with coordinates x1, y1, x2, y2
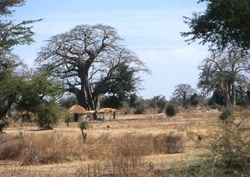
(1, 108, 250, 177)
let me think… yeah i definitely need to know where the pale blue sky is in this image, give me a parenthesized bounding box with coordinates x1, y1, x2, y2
(12, 0, 208, 99)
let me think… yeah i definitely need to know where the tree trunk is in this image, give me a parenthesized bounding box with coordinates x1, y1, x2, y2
(76, 89, 88, 109)
(77, 61, 97, 110)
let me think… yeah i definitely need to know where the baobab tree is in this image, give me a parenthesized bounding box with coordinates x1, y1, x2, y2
(35, 24, 150, 110)
(172, 84, 195, 108)
(198, 48, 250, 107)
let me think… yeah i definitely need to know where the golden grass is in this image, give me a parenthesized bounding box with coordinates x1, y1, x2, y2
(0, 131, 184, 165)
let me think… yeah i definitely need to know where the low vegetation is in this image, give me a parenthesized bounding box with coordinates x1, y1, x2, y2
(0, 132, 184, 166)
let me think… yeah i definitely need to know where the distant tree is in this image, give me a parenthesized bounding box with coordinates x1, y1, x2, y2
(134, 97, 145, 114)
(235, 84, 250, 106)
(198, 48, 250, 107)
(96, 64, 138, 109)
(165, 103, 179, 117)
(35, 24, 150, 110)
(208, 88, 224, 107)
(189, 93, 200, 107)
(148, 95, 167, 112)
(181, 0, 250, 50)
(172, 84, 195, 108)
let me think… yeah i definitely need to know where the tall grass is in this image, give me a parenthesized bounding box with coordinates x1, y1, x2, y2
(0, 132, 184, 165)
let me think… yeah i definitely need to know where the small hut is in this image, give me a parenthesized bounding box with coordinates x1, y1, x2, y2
(68, 104, 87, 122)
(98, 108, 117, 120)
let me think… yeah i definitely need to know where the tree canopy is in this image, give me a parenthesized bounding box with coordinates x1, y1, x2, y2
(0, 0, 41, 131)
(172, 84, 195, 108)
(198, 48, 250, 106)
(35, 24, 150, 110)
(181, 0, 250, 50)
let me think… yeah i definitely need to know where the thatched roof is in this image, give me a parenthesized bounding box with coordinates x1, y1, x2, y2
(98, 108, 116, 113)
(68, 105, 87, 114)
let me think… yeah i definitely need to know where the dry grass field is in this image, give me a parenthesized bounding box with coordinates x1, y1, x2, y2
(1, 108, 250, 177)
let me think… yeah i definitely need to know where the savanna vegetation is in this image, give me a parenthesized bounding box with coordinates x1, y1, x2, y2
(2, 0, 250, 176)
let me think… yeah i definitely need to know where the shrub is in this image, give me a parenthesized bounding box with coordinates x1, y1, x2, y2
(78, 121, 89, 143)
(134, 98, 145, 114)
(165, 103, 179, 117)
(166, 120, 250, 176)
(37, 102, 62, 129)
(219, 107, 234, 125)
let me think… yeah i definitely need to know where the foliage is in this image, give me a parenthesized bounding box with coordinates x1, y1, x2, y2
(172, 84, 195, 108)
(0, 0, 40, 132)
(36, 102, 62, 129)
(219, 107, 234, 125)
(0, 0, 41, 51)
(169, 120, 250, 176)
(78, 121, 89, 131)
(96, 64, 137, 105)
(0, 52, 27, 132)
(78, 121, 89, 143)
(208, 89, 224, 107)
(150, 95, 167, 113)
(189, 93, 200, 107)
(100, 95, 122, 109)
(198, 48, 250, 107)
(134, 98, 145, 114)
(165, 103, 179, 117)
(35, 24, 150, 110)
(16, 71, 64, 112)
(58, 95, 77, 109)
(182, 0, 250, 50)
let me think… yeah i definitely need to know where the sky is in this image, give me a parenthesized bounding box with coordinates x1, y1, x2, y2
(12, 0, 209, 100)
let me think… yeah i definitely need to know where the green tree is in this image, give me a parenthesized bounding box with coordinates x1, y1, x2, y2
(36, 102, 62, 129)
(172, 84, 195, 108)
(150, 95, 167, 113)
(165, 103, 179, 117)
(189, 93, 200, 107)
(0, 0, 40, 132)
(208, 88, 224, 107)
(17, 71, 64, 129)
(96, 64, 138, 109)
(134, 97, 145, 114)
(35, 24, 150, 110)
(0, 52, 27, 132)
(182, 0, 250, 50)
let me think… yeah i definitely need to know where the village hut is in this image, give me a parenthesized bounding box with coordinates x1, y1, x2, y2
(68, 104, 87, 122)
(98, 108, 117, 120)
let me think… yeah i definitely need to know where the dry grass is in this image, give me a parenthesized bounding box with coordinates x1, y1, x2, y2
(0, 130, 185, 176)
(1, 107, 238, 176)
(0, 131, 184, 165)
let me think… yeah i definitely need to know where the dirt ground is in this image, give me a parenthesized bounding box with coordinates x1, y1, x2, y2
(0, 110, 222, 177)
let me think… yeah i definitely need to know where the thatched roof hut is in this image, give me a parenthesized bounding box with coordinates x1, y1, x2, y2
(98, 108, 116, 113)
(68, 105, 87, 122)
(68, 104, 87, 114)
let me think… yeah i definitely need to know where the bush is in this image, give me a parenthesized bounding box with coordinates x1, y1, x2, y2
(166, 120, 250, 176)
(37, 102, 62, 129)
(165, 103, 178, 117)
(134, 98, 145, 114)
(219, 107, 234, 125)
